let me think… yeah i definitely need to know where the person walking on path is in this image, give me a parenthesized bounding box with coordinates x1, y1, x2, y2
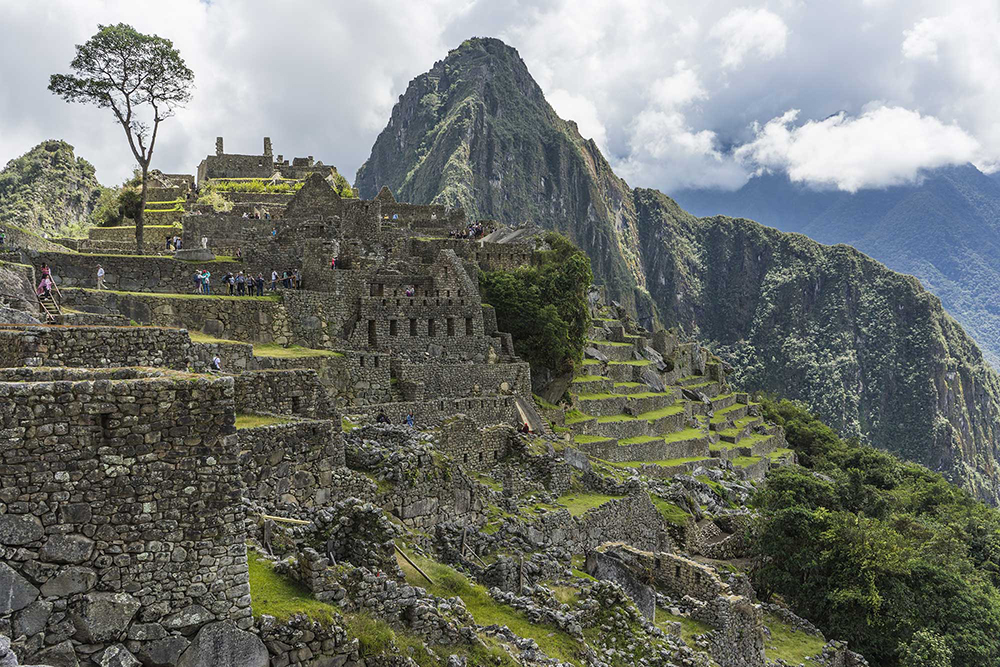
(96, 264, 105, 289)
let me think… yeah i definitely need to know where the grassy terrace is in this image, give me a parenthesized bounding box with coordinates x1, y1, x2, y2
(249, 550, 336, 622)
(571, 375, 609, 383)
(763, 613, 826, 664)
(253, 343, 343, 358)
(611, 456, 712, 468)
(649, 495, 692, 526)
(235, 414, 293, 429)
(574, 392, 619, 401)
(618, 435, 662, 445)
(565, 409, 593, 425)
(586, 339, 633, 347)
(664, 427, 706, 442)
(608, 360, 653, 366)
(555, 492, 624, 516)
(573, 434, 614, 444)
(581, 359, 602, 366)
(636, 403, 685, 420)
(614, 381, 642, 388)
(767, 447, 795, 460)
(710, 403, 748, 423)
(397, 550, 581, 665)
(657, 609, 713, 649)
(732, 456, 762, 467)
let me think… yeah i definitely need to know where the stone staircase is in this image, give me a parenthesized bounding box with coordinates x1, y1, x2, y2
(36, 292, 62, 322)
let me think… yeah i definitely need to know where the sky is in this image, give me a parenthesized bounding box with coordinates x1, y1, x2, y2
(0, 0, 997, 194)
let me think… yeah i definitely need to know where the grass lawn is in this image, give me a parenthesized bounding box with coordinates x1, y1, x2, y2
(732, 456, 763, 467)
(614, 381, 642, 388)
(608, 360, 653, 366)
(571, 375, 609, 383)
(637, 403, 685, 420)
(657, 608, 713, 649)
(767, 447, 795, 460)
(649, 495, 692, 526)
(555, 492, 624, 516)
(235, 414, 292, 429)
(596, 414, 635, 423)
(612, 456, 711, 468)
(565, 409, 593, 425)
(253, 343, 342, 358)
(763, 613, 826, 663)
(574, 391, 619, 400)
(573, 434, 614, 444)
(587, 339, 633, 347)
(248, 550, 337, 622)
(663, 427, 706, 442)
(618, 435, 662, 445)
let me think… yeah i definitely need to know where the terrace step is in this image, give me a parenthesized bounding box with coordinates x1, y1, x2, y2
(586, 340, 636, 362)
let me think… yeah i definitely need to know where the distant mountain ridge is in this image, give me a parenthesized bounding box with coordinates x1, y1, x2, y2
(0, 139, 104, 237)
(673, 166, 1000, 367)
(356, 37, 1000, 505)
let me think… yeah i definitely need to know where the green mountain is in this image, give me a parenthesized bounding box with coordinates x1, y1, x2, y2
(673, 166, 1000, 368)
(356, 37, 1000, 504)
(0, 139, 105, 236)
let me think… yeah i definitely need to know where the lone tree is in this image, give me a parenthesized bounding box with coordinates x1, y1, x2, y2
(49, 24, 193, 250)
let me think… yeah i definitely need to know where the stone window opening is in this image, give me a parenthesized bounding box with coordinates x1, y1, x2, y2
(100, 413, 111, 438)
(463, 454, 469, 464)
(374, 356, 380, 368)
(410, 319, 417, 336)
(292, 396, 302, 413)
(675, 565, 681, 579)
(390, 319, 398, 336)
(466, 317, 473, 336)
(447, 318, 455, 336)
(478, 451, 484, 463)
(428, 319, 436, 337)
(446, 290, 451, 297)
(360, 356, 365, 368)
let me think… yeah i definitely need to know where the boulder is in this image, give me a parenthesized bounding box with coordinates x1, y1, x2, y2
(40, 566, 97, 597)
(137, 637, 190, 667)
(39, 534, 94, 564)
(97, 645, 141, 667)
(162, 605, 214, 635)
(13, 600, 53, 639)
(69, 592, 140, 642)
(176, 621, 267, 667)
(0, 514, 43, 546)
(0, 562, 39, 614)
(29, 641, 79, 667)
(584, 346, 608, 362)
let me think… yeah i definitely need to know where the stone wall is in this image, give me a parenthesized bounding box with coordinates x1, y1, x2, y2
(233, 369, 326, 418)
(60, 288, 292, 344)
(0, 261, 38, 319)
(0, 325, 192, 370)
(439, 416, 514, 470)
(25, 251, 244, 294)
(239, 419, 344, 507)
(346, 394, 520, 428)
(395, 361, 531, 399)
(89, 225, 183, 245)
(0, 367, 251, 666)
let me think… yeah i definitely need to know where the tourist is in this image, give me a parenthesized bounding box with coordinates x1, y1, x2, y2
(376, 411, 390, 424)
(270, 270, 278, 291)
(36, 276, 52, 297)
(202, 270, 211, 295)
(193, 270, 203, 294)
(210, 355, 221, 372)
(174, 236, 182, 250)
(40, 264, 51, 280)
(235, 247, 242, 259)
(223, 272, 232, 295)
(520, 422, 531, 434)
(405, 412, 414, 427)
(255, 273, 264, 296)
(264, 210, 271, 220)
(165, 237, 172, 251)
(241, 212, 249, 219)
(236, 272, 246, 296)
(282, 270, 290, 289)
(96, 264, 105, 289)
(271, 228, 277, 240)
(0, 229, 6, 247)
(295, 268, 302, 289)
(330, 256, 336, 270)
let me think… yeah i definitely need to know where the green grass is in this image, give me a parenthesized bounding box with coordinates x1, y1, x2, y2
(235, 414, 292, 429)
(767, 447, 795, 460)
(663, 427, 706, 442)
(596, 414, 635, 423)
(396, 550, 582, 665)
(574, 392, 619, 400)
(248, 550, 337, 622)
(587, 339, 633, 347)
(187, 331, 241, 345)
(649, 496, 692, 526)
(618, 434, 662, 445)
(732, 456, 763, 468)
(614, 381, 642, 388)
(555, 492, 624, 516)
(342, 417, 359, 432)
(625, 391, 673, 399)
(608, 360, 653, 366)
(533, 393, 560, 410)
(253, 343, 342, 358)
(657, 609, 713, 649)
(581, 359, 602, 366)
(571, 375, 610, 383)
(637, 403, 685, 420)
(763, 613, 826, 663)
(565, 409, 593, 425)
(573, 434, 614, 444)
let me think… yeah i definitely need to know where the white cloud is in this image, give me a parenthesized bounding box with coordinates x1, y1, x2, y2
(709, 8, 789, 69)
(735, 106, 980, 191)
(547, 89, 609, 153)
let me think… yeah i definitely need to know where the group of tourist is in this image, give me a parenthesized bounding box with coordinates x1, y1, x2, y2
(376, 410, 415, 427)
(193, 270, 212, 294)
(221, 271, 265, 296)
(270, 268, 302, 290)
(165, 235, 182, 251)
(241, 209, 271, 220)
(35, 263, 56, 298)
(449, 221, 489, 240)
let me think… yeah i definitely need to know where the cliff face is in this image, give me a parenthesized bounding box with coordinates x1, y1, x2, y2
(0, 139, 104, 236)
(355, 37, 1000, 503)
(355, 38, 655, 322)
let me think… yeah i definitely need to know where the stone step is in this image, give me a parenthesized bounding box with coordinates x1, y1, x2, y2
(581, 417, 652, 440)
(676, 374, 708, 387)
(717, 417, 763, 442)
(572, 393, 628, 417)
(622, 456, 723, 480)
(709, 393, 738, 411)
(569, 376, 615, 394)
(587, 340, 636, 362)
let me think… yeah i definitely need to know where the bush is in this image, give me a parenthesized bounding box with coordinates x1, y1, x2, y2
(479, 232, 592, 377)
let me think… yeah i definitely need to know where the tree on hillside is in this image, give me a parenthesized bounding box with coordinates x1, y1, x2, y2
(49, 23, 193, 250)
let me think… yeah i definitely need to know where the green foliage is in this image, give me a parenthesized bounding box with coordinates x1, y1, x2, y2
(752, 398, 1000, 667)
(0, 140, 104, 236)
(331, 171, 356, 198)
(479, 232, 592, 376)
(900, 630, 953, 667)
(210, 179, 305, 194)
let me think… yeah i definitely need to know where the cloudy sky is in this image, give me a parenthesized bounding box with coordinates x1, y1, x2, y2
(1, 0, 997, 193)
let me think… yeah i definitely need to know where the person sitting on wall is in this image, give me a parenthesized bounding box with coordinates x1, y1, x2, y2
(376, 411, 390, 424)
(520, 422, 531, 434)
(210, 355, 221, 372)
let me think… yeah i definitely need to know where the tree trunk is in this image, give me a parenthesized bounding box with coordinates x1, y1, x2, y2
(136, 164, 148, 251)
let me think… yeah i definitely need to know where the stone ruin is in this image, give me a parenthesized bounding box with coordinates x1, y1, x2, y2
(0, 141, 869, 667)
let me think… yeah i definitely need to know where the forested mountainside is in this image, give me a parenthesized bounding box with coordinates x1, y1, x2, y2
(0, 139, 104, 236)
(355, 36, 1000, 505)
(674, 166, 1000, 368)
